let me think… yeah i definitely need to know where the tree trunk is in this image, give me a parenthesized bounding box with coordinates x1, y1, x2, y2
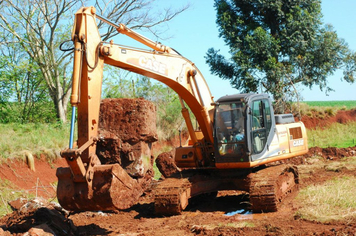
(51, 84, 70, 124)
(57, 101, 67, 123)
(272, 82, 285, 115)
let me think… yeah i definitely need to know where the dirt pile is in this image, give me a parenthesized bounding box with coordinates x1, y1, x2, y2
(301, 109, 356, 129)
(96, 98, 157, 179)
(95, 98, 157, 199)
(280, 146, 356, 166)
(1, 198, 76, 235)
(307, 146, 356, 159)
(56, 98, 158, 212)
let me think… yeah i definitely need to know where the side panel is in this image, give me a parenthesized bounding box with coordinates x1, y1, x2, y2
(175, 146, 196, 167)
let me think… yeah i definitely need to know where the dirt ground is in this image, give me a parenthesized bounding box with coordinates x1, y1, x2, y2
(1, 147, 356, 235)
(0, 108, 355, 235)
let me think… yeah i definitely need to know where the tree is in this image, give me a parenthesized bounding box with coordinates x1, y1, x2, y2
(0, 0, 188, 123)
(0, 29, 55, 123)
(206, 0, 356, 113)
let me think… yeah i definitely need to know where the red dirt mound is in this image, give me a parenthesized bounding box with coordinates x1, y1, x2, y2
(301, 109, 356, 129)
(307, 146, 356, 160)
(1, 198, 76, 235)
(0, 155, 67, 198)
(282, 146, 356, 166)
(97, 98, 157, 179)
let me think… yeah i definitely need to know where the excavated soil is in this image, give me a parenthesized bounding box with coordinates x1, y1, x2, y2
(1, 148, 355, 235)
(1, 105, 356, 235)
(0, 155, 67, 199)
(300, 109, 356, 129)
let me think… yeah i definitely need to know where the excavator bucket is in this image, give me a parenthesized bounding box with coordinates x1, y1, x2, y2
(56, 164, 144, 211)
(56, 98, 157, 212)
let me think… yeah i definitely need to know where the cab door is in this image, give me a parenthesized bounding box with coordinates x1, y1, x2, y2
(249, 99, 274, 160)
(213, 101, 248, 163)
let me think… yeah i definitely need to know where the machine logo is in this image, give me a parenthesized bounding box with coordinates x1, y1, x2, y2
(293, 139, 304, 147)
(127, 56, 168, 75)
(138, 56, 167, 75)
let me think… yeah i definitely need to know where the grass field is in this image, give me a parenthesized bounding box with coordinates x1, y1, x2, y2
(0, 123, 70, 161)
(307, 121, 356, 148)
(303, 100, 356, 110)
(296, 156, 356, 223)
(296, 176, 356, 223)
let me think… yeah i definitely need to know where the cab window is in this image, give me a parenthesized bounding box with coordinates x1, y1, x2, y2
(251, 99, 272, 154)
(215, 102, 246, 157)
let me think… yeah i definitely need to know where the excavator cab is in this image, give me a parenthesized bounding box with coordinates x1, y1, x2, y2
(213, 93, 276, 166)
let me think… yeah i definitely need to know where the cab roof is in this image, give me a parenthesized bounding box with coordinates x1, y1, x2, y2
(216, 93, 270, 103)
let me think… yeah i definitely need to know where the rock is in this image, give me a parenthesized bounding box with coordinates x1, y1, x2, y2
(8, 198, 27, 211)
(24, 224, 55, 236)
(0, 228, 12, 236)
(155, 151, 180, 178)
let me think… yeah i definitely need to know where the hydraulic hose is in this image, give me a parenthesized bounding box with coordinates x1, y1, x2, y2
(69, 106, 76, 149)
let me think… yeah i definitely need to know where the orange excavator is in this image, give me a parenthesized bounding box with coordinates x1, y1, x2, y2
(57, 6, 308, 214)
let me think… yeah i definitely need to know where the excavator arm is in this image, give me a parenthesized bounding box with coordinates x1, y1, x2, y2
(57, 6, 216, 211)
(70, 6, 214, 156)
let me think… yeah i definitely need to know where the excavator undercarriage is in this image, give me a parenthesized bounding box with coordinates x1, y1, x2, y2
(154, 164, 299, 215)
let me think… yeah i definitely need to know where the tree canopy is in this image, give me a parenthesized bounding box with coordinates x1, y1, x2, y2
(206, 0, 356, 112)
(0, 0, 188, 123)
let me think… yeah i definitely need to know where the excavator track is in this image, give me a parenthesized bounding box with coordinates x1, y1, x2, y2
(154, 178, 192, 215)
(249, 164, 299, 212)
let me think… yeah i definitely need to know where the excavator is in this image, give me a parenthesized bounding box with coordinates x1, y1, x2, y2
(57, 6, 308, 215)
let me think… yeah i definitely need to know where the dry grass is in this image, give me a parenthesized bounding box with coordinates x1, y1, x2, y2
(293, 101, 355, 119)
(298, 156, 356, 180)
(296, 156, 356, 223)
(190, 221, 255, 232)
(295, 176, 356, 223)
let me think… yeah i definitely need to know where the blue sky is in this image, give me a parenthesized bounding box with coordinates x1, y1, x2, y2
(116, 0, 356, 101)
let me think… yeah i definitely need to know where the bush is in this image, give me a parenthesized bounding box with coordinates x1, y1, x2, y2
(0, 102, 57, 123)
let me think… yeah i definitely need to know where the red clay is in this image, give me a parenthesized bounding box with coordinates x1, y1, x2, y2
(0, 155, 67, 199)
(301, 109, 356, 129)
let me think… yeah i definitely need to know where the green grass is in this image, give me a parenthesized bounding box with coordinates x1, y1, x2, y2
(307, 121, 356, 148)
(295, 176, 356, 223)
(0, 123, 70, 160)
(303, 100, 356, 110)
